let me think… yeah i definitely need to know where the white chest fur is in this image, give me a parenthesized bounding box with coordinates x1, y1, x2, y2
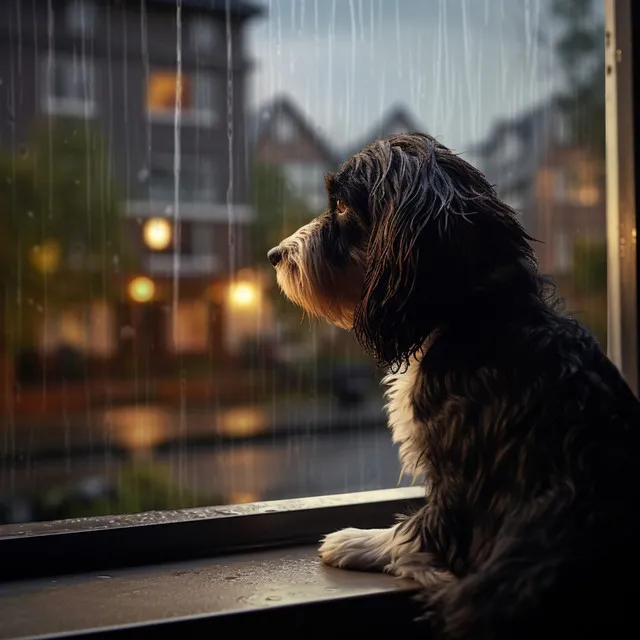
(382, 357, 425, 481)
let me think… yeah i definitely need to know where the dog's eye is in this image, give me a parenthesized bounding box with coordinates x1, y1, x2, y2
(336, 200, 348, 215)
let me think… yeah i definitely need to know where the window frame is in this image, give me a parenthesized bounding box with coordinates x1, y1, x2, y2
(0, 0, 637, 601)
(605, 0, 639, 390)
(40, 54, 97, 118)
(146, 153, 216, 204)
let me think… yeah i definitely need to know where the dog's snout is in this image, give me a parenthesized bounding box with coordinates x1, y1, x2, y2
(267, 246, 283, 266)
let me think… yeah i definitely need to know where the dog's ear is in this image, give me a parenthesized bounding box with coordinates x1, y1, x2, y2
(352, 137, 535, 371)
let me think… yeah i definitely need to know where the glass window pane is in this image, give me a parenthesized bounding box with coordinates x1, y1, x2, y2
(0, 0, 611, 526)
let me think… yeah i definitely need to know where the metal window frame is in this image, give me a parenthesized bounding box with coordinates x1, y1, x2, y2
(605, 0, 639, 393)
(0, 0, 637, 587)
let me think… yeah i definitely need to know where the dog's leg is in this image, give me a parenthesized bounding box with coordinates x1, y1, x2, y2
(319, 509, 457, 589)
(389, 552, 456, 589)
(319, 521, 415, 571)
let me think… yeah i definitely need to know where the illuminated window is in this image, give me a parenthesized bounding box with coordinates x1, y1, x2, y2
(39, 302, 115, 357)
(146, 71, 217, 126)
(167, 300, 210, 353)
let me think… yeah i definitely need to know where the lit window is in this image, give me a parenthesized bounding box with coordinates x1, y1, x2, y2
(167, 300, 210, 353)
(66, 0, 96, 36)
(41, 56, 96, 117)
(191, 19, 219, 55)
(147, 71, 218, 126)
(39, 302, 115, 357)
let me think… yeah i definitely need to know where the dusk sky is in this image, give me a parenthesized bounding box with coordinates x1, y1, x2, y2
(246, 0, 602, 156)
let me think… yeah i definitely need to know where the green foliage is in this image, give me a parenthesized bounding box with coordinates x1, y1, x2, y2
(0, 117, 135, 348)
(551, 0, 605, 158)
(39, 461, 220, 519)
(250, 161, 314, 265)
(250, 161, 316, 331)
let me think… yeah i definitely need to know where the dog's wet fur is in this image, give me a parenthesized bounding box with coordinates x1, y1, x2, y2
(269, 133, 640, 638)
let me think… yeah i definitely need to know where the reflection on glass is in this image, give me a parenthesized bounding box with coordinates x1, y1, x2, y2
(0, 0, 606, 525)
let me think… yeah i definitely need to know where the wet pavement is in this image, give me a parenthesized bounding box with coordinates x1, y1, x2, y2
(3, 427, 404, 508)
(1, 396, 387, 462)
(0, 397, 406, 522)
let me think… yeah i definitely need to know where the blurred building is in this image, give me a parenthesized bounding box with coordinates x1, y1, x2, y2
(471, 99, 605, 278)
(251, 97, 425, 214)
(252, 95, 340, 213)
(0, 0, 263, 377)
(471, 97, 606, 343)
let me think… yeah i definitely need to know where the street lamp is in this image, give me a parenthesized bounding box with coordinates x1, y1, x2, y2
(143, 218, 172, 251)
(228, 281, 259, 309)
(128, 276, 155, 303)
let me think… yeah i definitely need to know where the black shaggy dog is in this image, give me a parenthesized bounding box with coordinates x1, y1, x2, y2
(267, 133, 640, 638)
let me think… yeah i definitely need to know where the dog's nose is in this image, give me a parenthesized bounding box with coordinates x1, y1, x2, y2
(267, 246, 283, 266)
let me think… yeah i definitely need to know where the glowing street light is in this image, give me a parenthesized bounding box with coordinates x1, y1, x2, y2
(228, 281, 258, 308)
(143, 218, 172, 251)
(128, 276, 155, 303)
(30, 240, 61, 274)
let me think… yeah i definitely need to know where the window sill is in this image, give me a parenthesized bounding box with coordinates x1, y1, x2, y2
(0, 545, 422, 638)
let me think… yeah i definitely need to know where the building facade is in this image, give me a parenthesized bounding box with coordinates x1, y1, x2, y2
(0, 0, 262, 378)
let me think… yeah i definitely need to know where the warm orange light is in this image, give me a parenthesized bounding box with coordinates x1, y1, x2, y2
(228, 281, 258, 308)
(147, 72, 191, 113)
(30, 240, 61, 274)
(143, 218, 172, 250)
(128, 276, 155, 303)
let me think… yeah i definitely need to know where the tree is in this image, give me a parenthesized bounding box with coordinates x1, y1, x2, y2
(0, 117, 134, 351)
(250, 161, 317, 327)
(549, 0, 608, 346)
(250, 161, 315, 265)
(551, 0, 605, 162)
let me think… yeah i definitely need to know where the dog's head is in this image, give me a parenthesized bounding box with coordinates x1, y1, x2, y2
(268, 133, 538, 369)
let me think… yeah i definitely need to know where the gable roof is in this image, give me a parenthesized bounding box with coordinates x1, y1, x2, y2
(251, 95, 340, 166)
(469, 98, 564, 159)
(345, 105, 426, 159)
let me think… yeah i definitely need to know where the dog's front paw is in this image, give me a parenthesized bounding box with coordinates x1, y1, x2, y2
(319, 527, 390, 571)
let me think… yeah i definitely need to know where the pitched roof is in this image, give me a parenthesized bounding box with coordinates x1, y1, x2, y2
(345, 105, 426, 159)
(251, 95, 340, 166)
(469, 99, 563, 158)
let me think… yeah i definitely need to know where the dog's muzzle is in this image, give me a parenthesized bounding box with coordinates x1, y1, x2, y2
(267, 246, 283, 266)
